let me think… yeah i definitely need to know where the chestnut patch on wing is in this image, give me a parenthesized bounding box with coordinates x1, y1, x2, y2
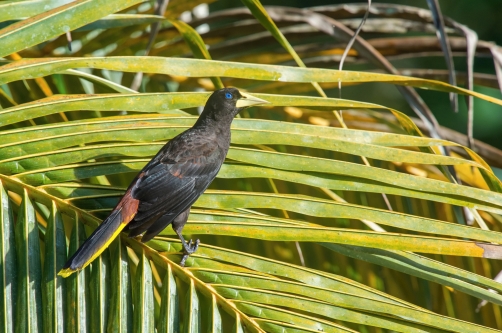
(171, 168, 183, 178)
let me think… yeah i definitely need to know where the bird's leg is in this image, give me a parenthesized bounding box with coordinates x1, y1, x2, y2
(175, 230, 200, 266)
(174, 229, 199, 254)
(172, 208, 199, 267)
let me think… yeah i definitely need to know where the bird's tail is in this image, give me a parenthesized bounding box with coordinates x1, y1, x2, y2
(58, 192, 139, 277)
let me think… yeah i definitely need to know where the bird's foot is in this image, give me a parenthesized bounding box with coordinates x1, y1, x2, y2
(179, 239, 200, 267)
(183, 238, 200, 255)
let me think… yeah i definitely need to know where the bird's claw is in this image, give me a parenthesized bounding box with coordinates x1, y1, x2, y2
(179, 239, 200, 267)
(184, 238, 200, 255)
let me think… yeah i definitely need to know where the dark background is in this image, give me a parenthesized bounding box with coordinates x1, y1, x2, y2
(211, 1, 502, 150)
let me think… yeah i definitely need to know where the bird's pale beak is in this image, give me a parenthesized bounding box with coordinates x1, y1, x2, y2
(236, 92, 270, 108)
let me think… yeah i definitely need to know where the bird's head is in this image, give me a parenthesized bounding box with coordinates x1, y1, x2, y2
(200, 88, 269, 124)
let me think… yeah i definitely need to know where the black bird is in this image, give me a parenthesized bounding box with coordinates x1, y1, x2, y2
(59, 88, 268, 277)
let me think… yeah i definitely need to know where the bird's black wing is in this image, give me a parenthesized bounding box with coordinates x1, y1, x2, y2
(126, 131, 225, 239)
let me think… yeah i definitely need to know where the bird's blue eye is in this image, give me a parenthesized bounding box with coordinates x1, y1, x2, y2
(225, 92, 233, 99)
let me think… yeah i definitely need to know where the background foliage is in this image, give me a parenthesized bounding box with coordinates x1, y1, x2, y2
(1, 0, 502, 332)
